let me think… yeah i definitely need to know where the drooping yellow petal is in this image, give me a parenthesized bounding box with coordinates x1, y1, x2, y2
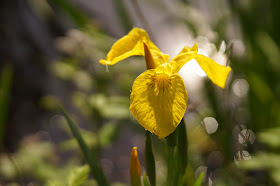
(100, 27, 159, 66)
(193, 54, 231, 88)
(170, 52, 231, 88)
(129, 65, 188, 139)
(130, 147, 141, 186)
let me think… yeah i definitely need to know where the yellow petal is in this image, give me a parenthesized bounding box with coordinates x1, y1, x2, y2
(100, 27, 159, 66)
(130, 147, 141, 186)
(129, 67, 188, 139)
(171, 53, 231, 88)
(178, 43, 198, 55)
(150, 49, 169, 66)
(193, 54, 231, 88)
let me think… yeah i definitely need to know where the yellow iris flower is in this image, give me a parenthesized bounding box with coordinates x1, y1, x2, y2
(100, 28, 231, 139)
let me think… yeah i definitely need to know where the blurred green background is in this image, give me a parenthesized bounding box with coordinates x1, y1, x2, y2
(0, 0, 280, 185)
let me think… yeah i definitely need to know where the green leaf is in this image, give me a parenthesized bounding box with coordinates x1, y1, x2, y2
(68, 165, 90, 186)
(60, 129, 97, 151)
(142, 172, 151, 186)
(259, 127, 280, 148)
(47, 181, 64, 186)
(88, 94, 130, 119)
(145, 131, 156, 186)
(177, 119, 188, 174)
(0, 64, 13, 151)
(98, 122, 120, 148)
(194, 172, 204, 186)
(112, 0, 133, 32)
(60, 106, 110, 186)
(51, 0, 90, 28)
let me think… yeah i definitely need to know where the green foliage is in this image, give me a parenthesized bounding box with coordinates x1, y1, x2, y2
(50, 0, 90, 28)
(142, 172, 151, 186)
(0, 137, 73, 185)
(67, 165, 90, 186)
(98, 122, 120, 148)
(177, 120, 188, 174)
(239, 127, 280, 184)
(88, 94, 130, 119)
(0, 65, 13, 151)
(60, 129, 97, 151)
(194, 172, 204, 186)
(60, 107, 110, 186)
(145, 132, 156, 186)
(46, 165, 96, 186)
(258, 128, 280, 148)
(112, 0, 133, 32)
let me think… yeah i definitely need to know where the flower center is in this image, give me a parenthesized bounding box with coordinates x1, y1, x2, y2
(154, 73, 171, 93)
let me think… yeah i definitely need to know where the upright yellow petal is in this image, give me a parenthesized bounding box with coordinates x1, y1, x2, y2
(100, 28, 159, 65)
(129, 66, 188, 139)
(178, 43, 198, 55)
(150, 49, 169, 66)
(130, 147, 141, 186)
(170, 44, 231, 88)
(170, 43, 200, 72)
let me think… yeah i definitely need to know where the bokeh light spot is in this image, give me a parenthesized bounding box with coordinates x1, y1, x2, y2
(234, 150, 251, 166)
(202, 117, 219, 134)
(238, 129, 256, 145)
(232, 79, 249, 97)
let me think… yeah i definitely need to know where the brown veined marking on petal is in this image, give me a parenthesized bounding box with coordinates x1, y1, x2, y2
(150, 72, 175, 136)
(154, 73, 171, 95)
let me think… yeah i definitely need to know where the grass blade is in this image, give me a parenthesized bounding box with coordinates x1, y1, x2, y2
(60, 106, 110, 186)
(194, 172, 204, 186)
(0, 64, 13, 151)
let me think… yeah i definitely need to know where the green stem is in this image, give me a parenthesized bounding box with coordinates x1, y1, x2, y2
(178, 118, 188, 174)
(145, 131, 156, 186)
(167, 145, 175, 186)
(166, 130, 177, 186)
(113, 0, 133, 32)
(0, 64, 13, 151)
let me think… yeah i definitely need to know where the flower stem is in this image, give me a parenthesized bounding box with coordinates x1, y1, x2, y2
(167, 145, 175, 186)
(178, 118, 188, 174)
(166, 130, 177, 186)
(145, 131, 156, 186)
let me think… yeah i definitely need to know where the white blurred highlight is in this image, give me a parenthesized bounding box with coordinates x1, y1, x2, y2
(180, 59, 207, 77)
(232, 79, 249, 97)
(202, 117, 219, 134)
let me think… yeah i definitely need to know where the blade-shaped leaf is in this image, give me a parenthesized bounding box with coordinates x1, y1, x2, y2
(68, 165, 90, 186)
(0, 64, 13, 151)
(194, 172, 204, 186)
(60, 106, 110, 186)
(142, 172, 151, 186)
